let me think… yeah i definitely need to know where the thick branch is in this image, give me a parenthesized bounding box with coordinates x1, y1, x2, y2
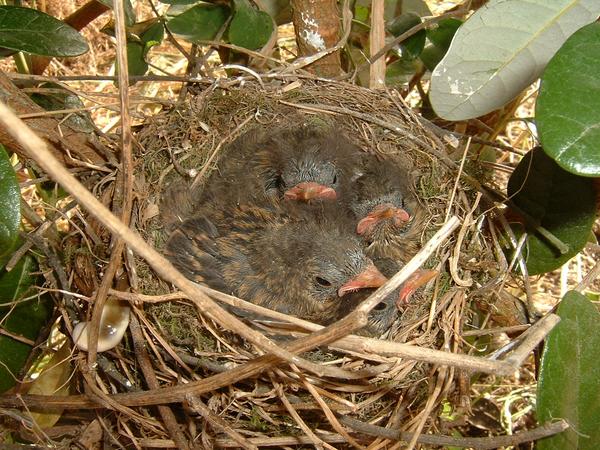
(0, 71, 106, 166)
(290, 0, 342, 77)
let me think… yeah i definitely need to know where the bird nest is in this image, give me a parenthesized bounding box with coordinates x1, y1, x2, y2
(29, 76, 507, 449)
(105, 77, 500, 447)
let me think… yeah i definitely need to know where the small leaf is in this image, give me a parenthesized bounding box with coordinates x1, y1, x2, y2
(141, 21, 165, 51)
(29, 83, 94, 134)
(537, 22, 600, 177)
(354, 4, 369, 23)
(426, 18, 461, 50)
(27, 341, 72, 429)
(386, 57, 420, 86)
(228, 0, 273, 50)
(538, 291, 600, 450)
(420, 19, 462, 71)
(167, 3, 230, 43)
(126, 42, 148, 77)
(506, 147, 596, 275)
(386, 13, 426, 60)
(0, 6, 89, 57)
(429, 0, 600, 120)
(97, 0, 136, 26)
(0, 256, 52, 393)
(0, 145, 20, 264)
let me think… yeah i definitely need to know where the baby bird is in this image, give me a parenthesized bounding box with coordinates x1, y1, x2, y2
(350, 156, 425, 262)
(165, 201, 387, 323)
(333, 288, 399, 337)
(199, 124, 361, 207)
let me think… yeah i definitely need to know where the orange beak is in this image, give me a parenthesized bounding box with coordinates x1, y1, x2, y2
(338, 262, 388, 297)
(396, 269, 438, 306)
(356, 204, 410, 235)
(284, 182, 337, 202)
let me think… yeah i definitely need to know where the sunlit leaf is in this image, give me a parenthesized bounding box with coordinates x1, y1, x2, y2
(27, 341, 72, 429)
(538, 291, 600, 450)
(429, 0, 600, 120)
(537, 22, 600, 177)
(0, 256, 52, 393)
(228, 0, 273, 50)
(506, 147, 596, 275)
(0, 145, 20, 265)
(0, 6, 88, 56)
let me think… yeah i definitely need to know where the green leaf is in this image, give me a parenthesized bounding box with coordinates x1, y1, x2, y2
(229, 0, 273, 50)
(506, 147, 596, 275)
(0, 6, 89, 57)
(0, 256, 52, 393)
(386, 13, 426, 60)
(385, 57, 420, 86)
(537, 22, 600, 177)
(97, 0, 136, 27)
(420, 19, 462, 71)
(29, 83, 94, 134)
(354, 4, 369, 23)
(126, 41, 148, 77)
(141, 21, 165, 51)
(426, 18, 461, 50)
(0, 145, 20, 265)
(166, 3, 230, 43)
(537, 291, 600, 450)
(429, 0, 600, 121)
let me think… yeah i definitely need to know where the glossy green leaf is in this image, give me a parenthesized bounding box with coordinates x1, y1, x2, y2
(0, 145, 20, 265)
(420, 19, 462, 71)
(427, 18, 461, 50)
(537, 22, 600, 177)
(166, 3, 230, 43)
(0, 6, 89, 57)
(229, 0, 273, 50)
(538, 291, 600, 450)
(386, 13, 426, 60)
(0, 256, 52, 393)
(507, 147, 596, 275)
(429, 0, 600, 120)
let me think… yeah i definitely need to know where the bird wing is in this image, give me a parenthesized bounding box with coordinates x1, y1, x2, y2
(165, 216, 229, 292)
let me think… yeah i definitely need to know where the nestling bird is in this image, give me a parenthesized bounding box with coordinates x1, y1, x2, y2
(164, 201, 388, 323)
(160, 179, 195, 233)
(350, 155, 425, 262)
(333, 264, 438, 336)
(332, 288, 399, 337)
(199, 123, 362, 207)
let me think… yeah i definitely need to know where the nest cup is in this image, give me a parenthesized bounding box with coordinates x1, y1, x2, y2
(127, 78, 493, 445)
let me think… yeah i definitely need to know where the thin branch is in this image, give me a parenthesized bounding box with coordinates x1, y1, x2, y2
(339, 416, 568, 449)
